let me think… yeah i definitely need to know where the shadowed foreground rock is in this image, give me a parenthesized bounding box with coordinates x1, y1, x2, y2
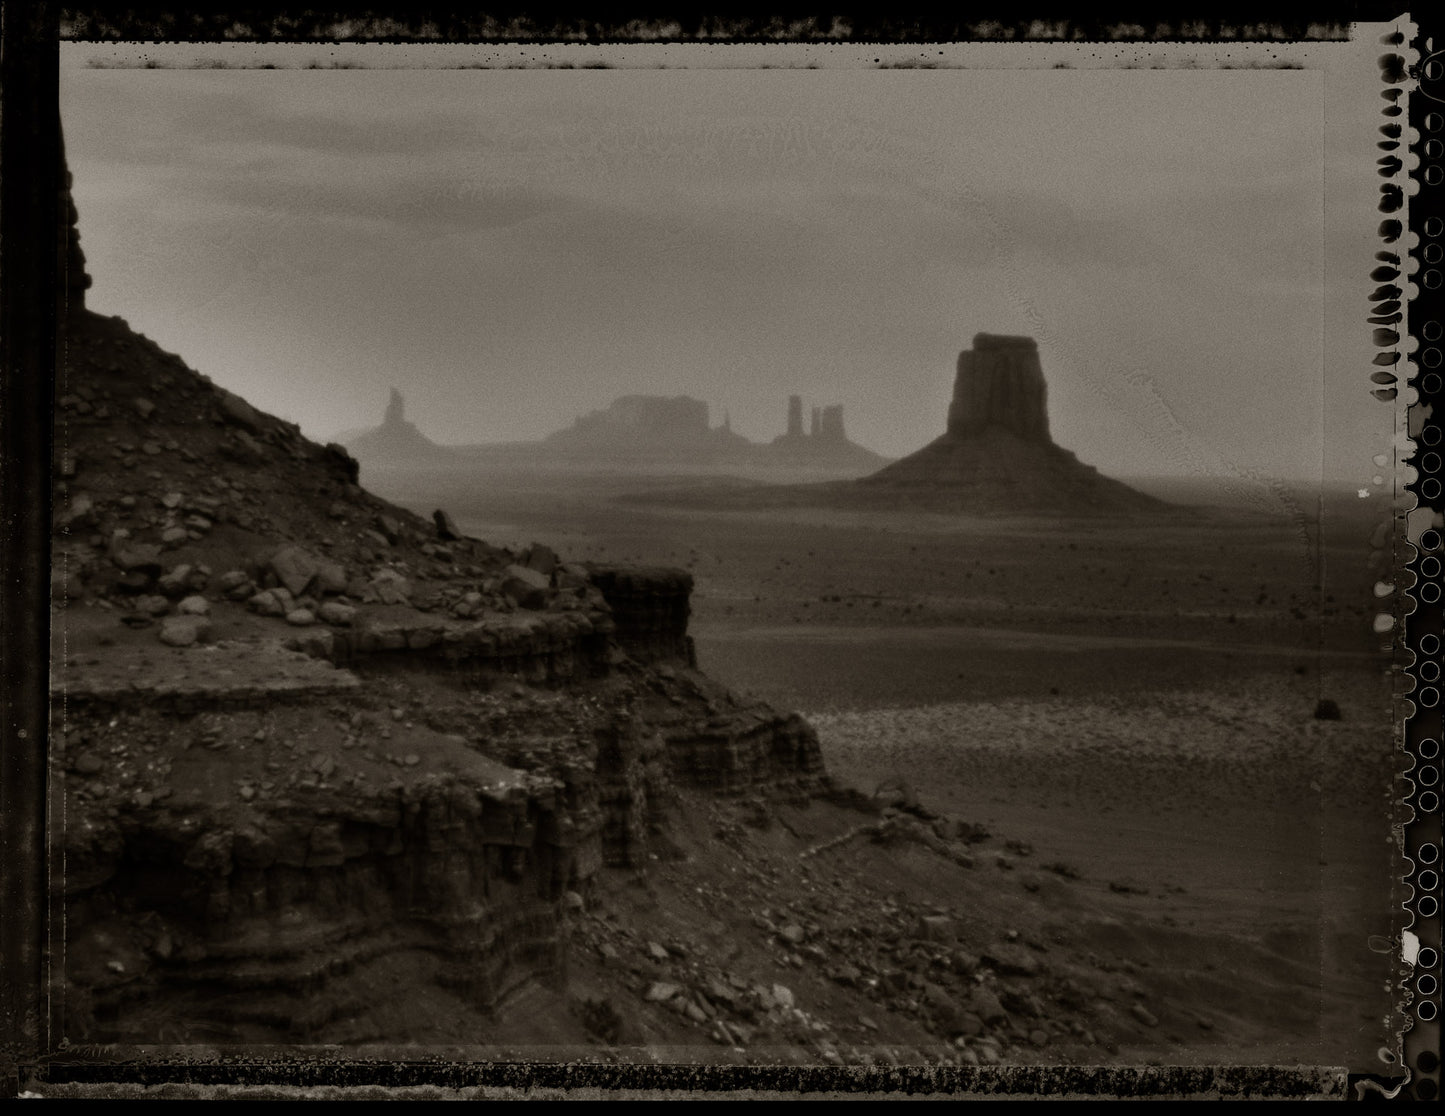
(50, 137, 827, 1046)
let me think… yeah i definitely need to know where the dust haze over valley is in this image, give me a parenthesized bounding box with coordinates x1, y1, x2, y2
(47, 30, 1418, 1093)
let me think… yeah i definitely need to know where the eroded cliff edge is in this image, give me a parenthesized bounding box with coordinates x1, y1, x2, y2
(50, 158, 824, 1043)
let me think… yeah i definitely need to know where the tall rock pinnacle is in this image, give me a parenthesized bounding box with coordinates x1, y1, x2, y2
(384, 387, 405, 428)
(946, 334, 1050, 442)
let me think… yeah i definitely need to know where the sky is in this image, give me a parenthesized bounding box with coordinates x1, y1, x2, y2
(59, 32, 1412, 486)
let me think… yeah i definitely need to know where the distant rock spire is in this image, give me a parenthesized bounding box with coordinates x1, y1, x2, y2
(787, 394, 803, 438)
(384, 388, 405, 428)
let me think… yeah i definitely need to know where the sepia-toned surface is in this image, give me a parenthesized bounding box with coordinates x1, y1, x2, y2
(35, 20, 1421, 1101)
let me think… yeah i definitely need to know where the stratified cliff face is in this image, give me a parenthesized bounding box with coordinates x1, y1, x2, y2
(947, 334, 1050, 442)
(51, 140, 825, 1046)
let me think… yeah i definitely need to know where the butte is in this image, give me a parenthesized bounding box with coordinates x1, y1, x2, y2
(849, 334, 1164, 515)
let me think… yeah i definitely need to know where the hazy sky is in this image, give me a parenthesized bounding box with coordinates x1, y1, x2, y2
(60, 34, 1407, 484)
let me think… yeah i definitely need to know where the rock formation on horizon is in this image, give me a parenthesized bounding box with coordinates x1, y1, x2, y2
(538, 393, 758, 464)
(769, 394, 885, 470)
(342, 386, 455, 468)
(947, 334, 1050, 442)
(853, 333, 1162, 514)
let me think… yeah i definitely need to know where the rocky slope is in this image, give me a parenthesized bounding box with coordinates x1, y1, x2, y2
(49, 158, 830, 1044)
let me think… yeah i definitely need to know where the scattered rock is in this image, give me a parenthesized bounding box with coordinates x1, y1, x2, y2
(433, 509, 462, 540)
(964, 986, 1008, 1026)
(176, 595, 210, 616)
(916, 914, 956, 942)
(502, 565, 550, 610)
(134, 594, 170, 616)
(318, 602, 356, 627)
(370, 569, 411, 605)
(270, 544, 325, 597)
(644, 981, 681, 1003)
(1130, 1003, 1160, 1027)
(522, 543, 559, 576)
(375, 514, 403, 545)
(215, 388, 263, 431)
(248, 590, 285, 618)
(111, 542, 162, 576)
(285, 609, 316, 627)
(158, 616, 210, 647)
(984, 943, 1041, 977)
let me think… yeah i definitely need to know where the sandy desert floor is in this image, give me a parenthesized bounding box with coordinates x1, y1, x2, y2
(362, 463, 1409, 1074)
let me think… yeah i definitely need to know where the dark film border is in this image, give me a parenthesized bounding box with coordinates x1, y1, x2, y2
(1401, 11, 1445, 1105)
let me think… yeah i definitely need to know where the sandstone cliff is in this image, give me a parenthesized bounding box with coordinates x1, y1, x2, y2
(50, 145, 827, 1047)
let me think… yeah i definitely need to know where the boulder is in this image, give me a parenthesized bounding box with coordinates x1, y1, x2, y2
(922, 982, 969, 1034)
(556, 562, 591, 591)
(157, 564, 193, 598)
(110, 542, 162, 576)
(318, 602, 356, 627)
(177, 595, 210, 616)
(433, 509, 462, 541)
(375, 514, 403, 545)
(502, 564, 550, 610)
(135, 594, 171, 617)
(522, 543, 559, 576)
(216, 388, 263, 431)
(270, 544, 324, 597)
(370, 569, 411, 605)
(916, 914, 957, 942)
(217, 569, 250, 593)
(158, 616, 210, 647)
(963, 986, 1008, 1026)
(248, 590, 286, 618)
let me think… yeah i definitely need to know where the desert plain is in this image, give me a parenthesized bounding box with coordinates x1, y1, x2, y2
(363, 460, 1407, 1074)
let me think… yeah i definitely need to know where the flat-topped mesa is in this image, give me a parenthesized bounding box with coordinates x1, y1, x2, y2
(946, 333, 1051, 443)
